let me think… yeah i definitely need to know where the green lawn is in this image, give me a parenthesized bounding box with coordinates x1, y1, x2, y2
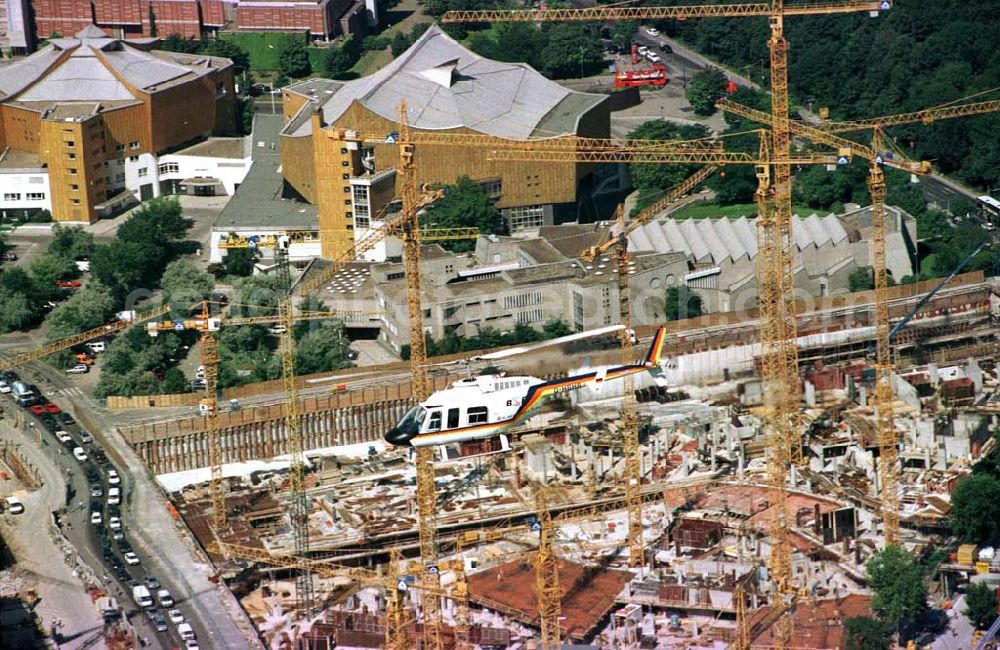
(669, 201, 822, 220)
(220, 32, 329, 74)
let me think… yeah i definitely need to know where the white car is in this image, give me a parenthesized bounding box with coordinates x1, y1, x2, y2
(4, 495, 24, 514)
(196, 365, 206, 379)
(637, 45, 649, 56)
(646, 52, 662, 63)
(168, 609, 185, 624)
(107, 469, 120, 485)
(157, 589, 174, 607)
(646, 27, 660, 36)
(0, 381, 10, 394)
(268, 325, 287, 335)
(123, 551, 140, 566)
(66, 364, 89, 375)
(55, 431, 73, 445)
(184, 641, 199, 650)
(72, 447, 88, 462)
(90, 511, 102, 525)
(107, 487, 120, 506)
(109, 516, 122, 530)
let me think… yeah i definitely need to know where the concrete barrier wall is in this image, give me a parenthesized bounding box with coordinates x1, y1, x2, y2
(107, 393, 203, 409)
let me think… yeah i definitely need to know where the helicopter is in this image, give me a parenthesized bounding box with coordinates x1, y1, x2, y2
(384, 325, 668, 450)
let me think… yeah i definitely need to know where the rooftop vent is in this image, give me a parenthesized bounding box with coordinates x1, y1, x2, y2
(420, 58, 460, 89)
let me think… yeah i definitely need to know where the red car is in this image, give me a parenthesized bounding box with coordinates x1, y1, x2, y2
(44, 403, 61, 414)
(29, 404, 46, 415)
(55, 280, 81, 288)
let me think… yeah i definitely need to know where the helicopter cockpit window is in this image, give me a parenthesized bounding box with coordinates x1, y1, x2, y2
(427, 410, 442, 431)
(468, 406, 488, 424)
(447, 408, 460, 429)
(396, 406, 426, 438)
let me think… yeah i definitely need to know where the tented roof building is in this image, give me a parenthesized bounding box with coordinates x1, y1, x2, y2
(0, 25, 236, 223)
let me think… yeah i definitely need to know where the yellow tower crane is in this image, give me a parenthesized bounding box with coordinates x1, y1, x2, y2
(580, 166, 718, 567)
(441, 5, 889, 645)
(717, 93, 1000, 546)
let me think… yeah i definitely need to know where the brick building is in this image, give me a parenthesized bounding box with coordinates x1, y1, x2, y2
(278, 24, 613, 260)
(0, 25, 235, 222)
(0, 0, 32, 54)
(32, 0, 368, 40)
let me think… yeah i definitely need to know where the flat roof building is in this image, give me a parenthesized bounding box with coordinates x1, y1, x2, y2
(0, 25, 236, 222)
(279, 24, 613, 260)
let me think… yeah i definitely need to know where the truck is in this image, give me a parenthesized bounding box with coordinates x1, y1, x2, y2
(11, 381, 35, 406)
(131, 584, 153, 608)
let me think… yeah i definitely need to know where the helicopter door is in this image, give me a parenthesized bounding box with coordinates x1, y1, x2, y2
(447, 408, 460, 429)
(499, 434, 510, 451)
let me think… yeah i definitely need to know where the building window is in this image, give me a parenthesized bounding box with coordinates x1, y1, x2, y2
(352, 185, 369, 204)
(517, 309, 544, 324)
(66, 153, 76, 160)
(115, 144, 126, 153)
(479, 178, 502, 197)
(158, 162, 179, 174)
(64, 141, 75, 147)
(70, 184, 79, 191)
(26, 192, 45, 201)
(573, 292, 584, 332)
(115, 173, 125, 182)
(343, 186, 351, 193)
(3, 193, 20, 201)
(467, 406, 488, 425)
(503, 291, 543, 309)
(138, 168, 148, 178)
(129, 141, 140, 150)
(508, 205, 545, 232)
(71, 198, 80, 205)
(387, 271, 405, 281)
(128, 155, 139, 162)
(68, 168, 78, 175)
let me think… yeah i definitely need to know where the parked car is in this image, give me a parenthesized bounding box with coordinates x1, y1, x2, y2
(109, 516, 122, 530)
(107, 469, 120, 485)
(157, 589, 174, 608)
(79, 432, 93, 444)
(29, 404, 46, 416)
(67, 364, 90, 374)
(86, 341, 105, 353)
(90, 484, 103, 498)
(4, 496, 24, 514)
(55, 431, 74, 446)
(43, 402, 60, 414)
(55, 280, 81, 288)
(123, 551, 140, 566)
(152, 613, 169, 633)
(145, 575, 160, 590)
(58, 413, 75, 426)
(645, 26, 659, 36)
(75, 354, 94, 366)
(167, 609, 184, 624)
(90, 511, 102, 525)
(72, 447, 88, 462)
(0, 381, 10, 394)
(268, 325, 287, 335)
(0, 252, 17, 261)
(107, 487, 120, 506)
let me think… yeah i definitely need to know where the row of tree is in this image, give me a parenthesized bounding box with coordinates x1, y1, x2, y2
(401, 319, 573, 361)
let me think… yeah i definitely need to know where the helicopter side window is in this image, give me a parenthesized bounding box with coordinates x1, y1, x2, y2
(447, 408, 460, 429)
(467, 406, 488, 425)
(427, 410, 442, 431)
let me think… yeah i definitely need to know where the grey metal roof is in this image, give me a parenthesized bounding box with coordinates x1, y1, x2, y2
(0, 26, 231, 104)
(295, 24, 605, 141)
(628, 214, 849, 264)
(214, 112, 317, 230)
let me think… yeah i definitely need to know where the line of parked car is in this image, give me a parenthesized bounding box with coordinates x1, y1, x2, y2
(2, 368, 199, 648)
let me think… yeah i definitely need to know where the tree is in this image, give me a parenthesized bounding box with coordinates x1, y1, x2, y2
(965, 583, 999, 630)
(161, 260, 214, 309)
(665, 285, 704, 321)
(849, 266, 874, 292)
(390, 31, 411, 57)
(162, 367, 189, 394)
(627, 120, 711, 205)
(542, 319, 573, 338)
(843, 616, 892, 650)
(539, 24, 605, 79)
(685, 67, 728, 116)
(0, 288, 33, 332)
(422, 176, 502, 251)
(950, 473, 1000, 543)
(276, 35, 311, 79)
(611, 21, 639, 52)
(295, 322, 354, 375)
(234, 274, 281, 318)
(203, 39, 250, 76)
(44, 282, 116, 342)
(866, 545, 927, 630)
(222, 246, 258, 277)
(160, 35, 202, 54)
(49, 224, 94, 261)
(323, 37, 360, 80)
(30, 253, 75, 287)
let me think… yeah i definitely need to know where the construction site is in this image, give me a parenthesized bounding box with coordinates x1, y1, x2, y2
(3, 2, 1000, 650)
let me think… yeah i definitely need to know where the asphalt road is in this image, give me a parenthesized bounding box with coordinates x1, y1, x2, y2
(14, 361, 259, 649)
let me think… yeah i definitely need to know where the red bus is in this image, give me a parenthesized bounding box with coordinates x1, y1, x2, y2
(614, 65, 668, 88)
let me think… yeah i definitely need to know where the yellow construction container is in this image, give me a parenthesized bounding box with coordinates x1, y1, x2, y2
(957, 544, 977, 565)
(975, 561, 990, 574)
